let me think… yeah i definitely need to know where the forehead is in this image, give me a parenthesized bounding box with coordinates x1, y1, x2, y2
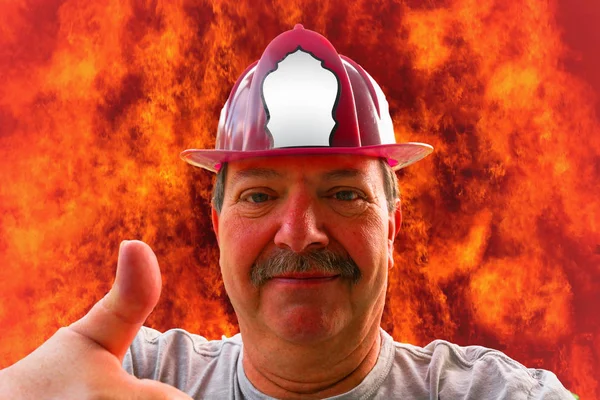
(225, 155, 383, 184)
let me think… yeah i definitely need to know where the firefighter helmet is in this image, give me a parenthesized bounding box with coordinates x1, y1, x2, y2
(180, 24, 433, 172)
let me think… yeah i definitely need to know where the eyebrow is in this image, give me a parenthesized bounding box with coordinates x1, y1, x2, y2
(229, 167, 365, 186)
(230, 168, 284, 186)
(320, 168, 364, 181)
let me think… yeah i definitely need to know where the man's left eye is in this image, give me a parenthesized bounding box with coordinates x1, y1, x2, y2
(333, 190, 361, 201)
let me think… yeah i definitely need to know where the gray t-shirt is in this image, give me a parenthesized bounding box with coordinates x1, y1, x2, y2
(123, 326, 573, 399)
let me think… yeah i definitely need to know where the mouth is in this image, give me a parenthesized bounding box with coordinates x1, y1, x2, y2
(270, 273, 341, 286)
(273, 272, 341, 279)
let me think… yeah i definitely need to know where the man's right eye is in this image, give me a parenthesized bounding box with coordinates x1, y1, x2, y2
(242, 192, 271, 204)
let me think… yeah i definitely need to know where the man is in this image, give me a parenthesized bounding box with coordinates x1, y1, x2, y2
(0, 25, 572, 399)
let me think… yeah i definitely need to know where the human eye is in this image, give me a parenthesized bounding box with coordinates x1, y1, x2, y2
(327, 188, 369, 216)
(331, 188, 367, 202)
(333, 190, 361, 201)
(240, 191, 273, 204)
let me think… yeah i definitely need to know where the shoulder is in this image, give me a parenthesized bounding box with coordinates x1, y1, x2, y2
(385, 334, 573, 400)
(394, 338, 526, 371)
(123, 326, 243, 392)
(131, 326, 242, 358)
(130, 325, 242, 357)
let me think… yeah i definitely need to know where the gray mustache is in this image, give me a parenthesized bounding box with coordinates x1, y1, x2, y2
(250, 248, 362, 287)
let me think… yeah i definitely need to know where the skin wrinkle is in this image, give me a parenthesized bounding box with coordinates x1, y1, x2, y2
(212, 158, 399, 214)
(249, 319, 383, 395)
(229, 168, 284, 188)
(243, 281, 387, 397)
(250, 247, 362, 287)
(211, 155, 402, 398)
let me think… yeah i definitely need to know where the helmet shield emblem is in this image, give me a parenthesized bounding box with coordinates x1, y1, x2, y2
(262, 47, 340, 148)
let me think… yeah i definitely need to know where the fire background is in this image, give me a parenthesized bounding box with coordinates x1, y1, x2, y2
(0, 0, 598, 398)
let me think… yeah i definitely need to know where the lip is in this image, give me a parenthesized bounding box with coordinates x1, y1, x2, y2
(273, 272, 340, 279)
(270, 275, 341, 286)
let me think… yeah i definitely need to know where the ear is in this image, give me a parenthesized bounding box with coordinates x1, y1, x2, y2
(211, 206, 220, 246)
(387, 199, 402, 270)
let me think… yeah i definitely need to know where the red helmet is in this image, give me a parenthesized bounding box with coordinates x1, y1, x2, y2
(180, 24, 433, 173)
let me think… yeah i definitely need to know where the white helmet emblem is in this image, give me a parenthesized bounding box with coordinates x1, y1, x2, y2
(262, 48, 340, 147)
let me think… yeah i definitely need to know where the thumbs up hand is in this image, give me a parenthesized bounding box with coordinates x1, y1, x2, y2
(0, 240, 192, 399)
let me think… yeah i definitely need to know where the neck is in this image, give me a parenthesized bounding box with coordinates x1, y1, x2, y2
(241, 321, 383, 399)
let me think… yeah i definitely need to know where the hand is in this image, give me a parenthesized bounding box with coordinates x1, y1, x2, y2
(0, 240, 192, 399)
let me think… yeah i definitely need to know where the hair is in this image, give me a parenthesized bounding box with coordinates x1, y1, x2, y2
(211, 158, 399, 214)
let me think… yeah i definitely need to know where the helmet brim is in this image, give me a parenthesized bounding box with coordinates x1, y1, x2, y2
(180, 142, 433, 173)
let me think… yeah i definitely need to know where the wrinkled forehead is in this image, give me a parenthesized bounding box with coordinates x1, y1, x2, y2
(225, 154, 384, 185)
(231, 154, 380, 174)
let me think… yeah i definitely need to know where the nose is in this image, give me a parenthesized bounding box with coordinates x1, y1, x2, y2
(273, 191, 329, 253)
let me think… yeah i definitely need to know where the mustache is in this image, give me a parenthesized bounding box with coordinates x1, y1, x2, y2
(250, 247, 362, 287)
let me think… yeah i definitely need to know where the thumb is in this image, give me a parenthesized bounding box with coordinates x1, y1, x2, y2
(69, 240, 162, 361)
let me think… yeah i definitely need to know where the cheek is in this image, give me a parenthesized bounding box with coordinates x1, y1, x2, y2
(218, 214, 275, 284)
(336, 212, 390, 295)
(343, 214, 388, 262)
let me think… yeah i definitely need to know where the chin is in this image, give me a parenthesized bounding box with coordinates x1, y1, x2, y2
(270, 304, 347, 346)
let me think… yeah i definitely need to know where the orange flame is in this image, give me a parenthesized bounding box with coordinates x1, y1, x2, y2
(1, 0, 598, 398)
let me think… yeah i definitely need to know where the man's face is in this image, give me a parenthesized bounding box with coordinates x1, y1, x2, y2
(211, 155, 401, 345)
